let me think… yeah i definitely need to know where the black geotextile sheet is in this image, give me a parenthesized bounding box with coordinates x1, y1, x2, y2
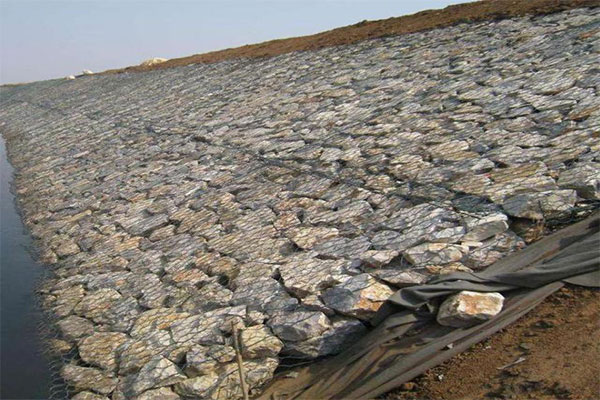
(258, 213, 600, 399)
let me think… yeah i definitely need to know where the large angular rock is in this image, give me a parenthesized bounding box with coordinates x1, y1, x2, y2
(60, 364, 118, 395)
(51, 284, 86, 317)
(245, 358, 279, 395)
(73, 288, 122, 322)
(463, 231, 525, 269)
(58, 315, 95, 341)
(183, 344, 235, 377)
(86, 271, 134, 292)
(118, 330, 174, 374)
(404, 242, 468, 266)
(72, 392, 110, 400)
(557, 163, 600, 200)
(381, 204, 453, 232)
(485, 175, 559, 204)
(79, 332, 129, 371)
(174, 374, 220, 398)
(268, 311, 331, 342)
(165, 268, 211, 288)
(210, 358, 279, 400)
(502, 190, 577, 220)
(437, 291, 505, 328)
(282, 316, 366, 358)
(230, 277, 298, 316)
(370, 269, 428, 287)
(301, 294, 335, 316)
(138, 278, 174, 309)
(103, 296, 142, 332)
(131, 356, 186, 395)
(321, 274, 394, 320)
(463, 213, 509, 241)
(49, 338, 73, 355)
(55, 238, 81, 258)
(313, 236, 371, 259)
(240, 325, 283, 359)
(279, 258, 345, 298)
(358, 250, 399, 268)
(170, 314, 225, 346)
(130, 308, 190, 338)
(182, 280, 233, 312)
(285, 226, 339, 249)
(134, 387, 181, 400)
(118, 214, 169, 237)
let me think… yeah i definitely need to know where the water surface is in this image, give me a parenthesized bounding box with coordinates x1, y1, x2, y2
(1, 137, 52, 399)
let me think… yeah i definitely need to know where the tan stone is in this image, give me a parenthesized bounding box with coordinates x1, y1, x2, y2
(437, 291, 504, 328)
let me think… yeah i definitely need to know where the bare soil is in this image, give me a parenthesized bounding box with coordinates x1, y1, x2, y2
(380, 286, 600, 400)
(104, 0, 600, 75)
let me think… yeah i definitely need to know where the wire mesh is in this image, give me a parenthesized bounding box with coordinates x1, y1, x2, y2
(0, 6, 598, 399)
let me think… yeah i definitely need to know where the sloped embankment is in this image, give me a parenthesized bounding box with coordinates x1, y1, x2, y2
(0, 6, 599, 400)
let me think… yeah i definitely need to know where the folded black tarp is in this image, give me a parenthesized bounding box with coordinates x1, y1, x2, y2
(374, 217, 599, 322)
(258, 213, 599, 400)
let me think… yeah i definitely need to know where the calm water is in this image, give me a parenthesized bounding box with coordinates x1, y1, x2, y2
(1, 137, 52, 399)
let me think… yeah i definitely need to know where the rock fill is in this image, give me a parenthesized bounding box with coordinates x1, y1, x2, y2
(0, 7, 598, 399)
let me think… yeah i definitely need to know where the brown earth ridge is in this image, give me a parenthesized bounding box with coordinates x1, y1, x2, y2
(104, 0, 600, 75)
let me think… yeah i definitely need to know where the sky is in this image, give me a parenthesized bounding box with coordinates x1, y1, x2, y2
(0, 0, 465, 84)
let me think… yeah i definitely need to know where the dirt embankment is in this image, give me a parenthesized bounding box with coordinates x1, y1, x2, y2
(104, 0, 600, 75)
(381, 286, 600, 400)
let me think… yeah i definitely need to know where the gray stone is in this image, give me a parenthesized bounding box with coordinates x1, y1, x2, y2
(359, 250, 400, 268)
(73, 288, 122, 323)
(268, 311, 331, 342)
(557, 164, 600, 200)
(285, 226, 339, 249)
(404, 243, 468, 266)
(55, 239, 81, 258)
(301, 294, 336, 316)
(174, 374, 220, 398)
(184, 345, 219, 377)
(279, 258, 345, 298)
(134, 387, 181, 400)
(118, 214, 169, 237)
(118, 330, 174, 374)
(321, 274, 394, 320)
(370, 269, 428, 287)
(60, 364, 118, 395)
(240, 325, 284, 359)
(502, 190, 577, 220)
(463, 214, 509, 242)
(230, 278, 297, 316)
(130, 308, 190, 338)
(58, 315, 94, 341)
(283, 316, 366, 358)
(313, 236, 372, 259)
(131, 356, 186, 395)
(52, 285, 85, 317)
(170, 314, 225, 346)
(72, 392, 110, 400)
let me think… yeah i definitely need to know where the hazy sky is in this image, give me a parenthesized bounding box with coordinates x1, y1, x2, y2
(1, 0, 465, 84)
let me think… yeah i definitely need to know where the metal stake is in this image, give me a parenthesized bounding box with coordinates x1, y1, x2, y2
(232, 321, 249, 400)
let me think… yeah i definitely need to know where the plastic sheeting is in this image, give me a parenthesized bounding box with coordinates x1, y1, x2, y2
(259, 213, 599, 399)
